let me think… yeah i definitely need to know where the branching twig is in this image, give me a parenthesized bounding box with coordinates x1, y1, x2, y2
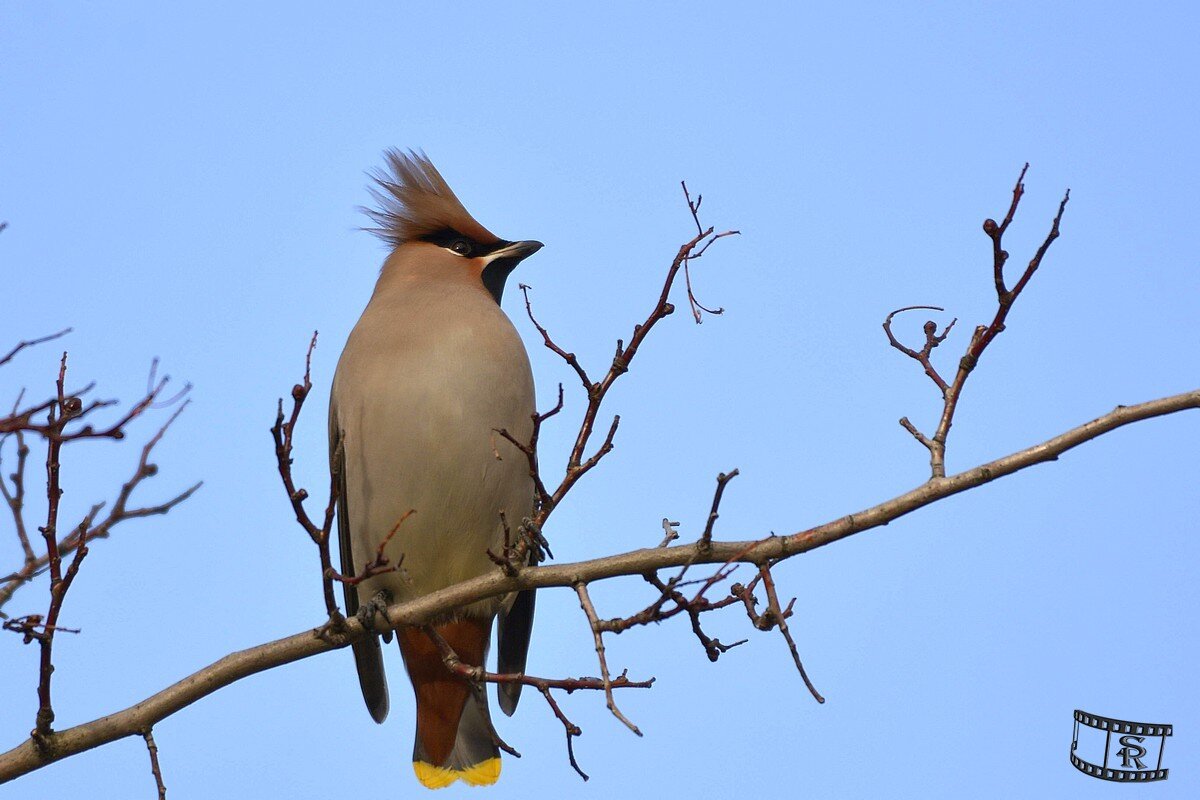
(575, 583, 642, 737)
(270, 331, 342, 620)
(0, 402, 200, 614)
(658, 518, 679, 548)
(335, 511, 412, 587)
(681, 181, 737, 322)
(515, 182, 738, 537)
(885, 166, 1069, 478)
(882, 306, 957, 395)
(494, 382, 562, 516)
(420, 624, 652, 779)
(749, 565, 824, 703)
(0, 430, 34, 571)
(539, 686, 588, 781)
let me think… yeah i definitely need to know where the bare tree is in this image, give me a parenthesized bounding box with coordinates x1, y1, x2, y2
(1, 169, 1197, 790)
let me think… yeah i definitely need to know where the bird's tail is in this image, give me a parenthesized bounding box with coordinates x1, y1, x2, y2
(414, 689, 502, 789)
(398, 619, 502, 790)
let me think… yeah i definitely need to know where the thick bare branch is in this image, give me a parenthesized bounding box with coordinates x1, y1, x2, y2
(3, 386, 1192, 783)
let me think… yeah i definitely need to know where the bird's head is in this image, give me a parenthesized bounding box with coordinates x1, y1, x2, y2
(363, 149, 543, 304)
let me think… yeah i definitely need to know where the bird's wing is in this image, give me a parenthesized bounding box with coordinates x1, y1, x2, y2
(331, 399, 390, 723)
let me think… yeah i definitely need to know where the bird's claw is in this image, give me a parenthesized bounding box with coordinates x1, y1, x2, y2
(357, 589, 395, 643)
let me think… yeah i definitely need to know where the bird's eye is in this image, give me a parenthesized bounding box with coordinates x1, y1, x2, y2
(450, 239, 473, 257)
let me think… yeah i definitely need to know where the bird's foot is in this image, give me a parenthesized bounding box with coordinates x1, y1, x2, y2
(357, 589, 395, 643)
(520, 517, 552, 561)
(315, 610, 348, 642)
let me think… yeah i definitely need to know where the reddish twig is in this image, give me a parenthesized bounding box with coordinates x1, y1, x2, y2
(30, 357, 71, 741)
(681, 182, 736, 322)
(271, 332, 342, 620)
(885, 166, 1069, 477)
(698, 468, 739, 552)
(421, 624, 652, 780)
(333, 510, 412, 587)
(539, 686, 588, 781)
(990, 162, 1030, 298)
(493, 382, 562, 516)
(609, 539, 767, 663)
(518, 285, 591, 393)
(0, 329, 71, 370)
(882, 306, 957, 395)
(515, 183, 737, 533)
(1, 401, 200, 614)
(637, 569, 747, 661)
(16, 351, 184, 744)
(0, 430, 34, 572)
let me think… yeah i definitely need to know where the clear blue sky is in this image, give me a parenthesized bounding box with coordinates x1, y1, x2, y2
(3, 2, 1197, 797)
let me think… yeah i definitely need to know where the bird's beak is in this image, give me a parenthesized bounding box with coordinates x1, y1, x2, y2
(483, 240, 544, 265)
(480, 240, 543, 304)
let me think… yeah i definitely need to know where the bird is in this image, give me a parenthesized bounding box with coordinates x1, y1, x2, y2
(329, 150, 542, 789)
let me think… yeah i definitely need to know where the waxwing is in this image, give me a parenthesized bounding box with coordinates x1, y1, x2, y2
(329, 150, 541, 788)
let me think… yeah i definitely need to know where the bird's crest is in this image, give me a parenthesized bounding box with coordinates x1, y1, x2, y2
(363, 149, 498, 248)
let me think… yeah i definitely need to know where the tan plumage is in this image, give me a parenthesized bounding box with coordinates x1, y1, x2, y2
(362, 149, 500, 248)
(330, 150, 542, 788)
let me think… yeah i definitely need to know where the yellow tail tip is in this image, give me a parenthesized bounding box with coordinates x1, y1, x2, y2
(459, 757, 502, 787)
(413, 758, 502, 789)
(413, 762, 458, 790)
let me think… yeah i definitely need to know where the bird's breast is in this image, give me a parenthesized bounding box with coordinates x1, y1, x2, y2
(333, 284, 536, 610)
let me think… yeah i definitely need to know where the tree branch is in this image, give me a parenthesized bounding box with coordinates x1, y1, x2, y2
(2, 386, 1194, 782)
(885, 166, 1068, 478)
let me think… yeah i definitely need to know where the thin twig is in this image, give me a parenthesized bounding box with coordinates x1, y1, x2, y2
(575, 583, 642, 736)
(0, 330, 72, 370)
(271, 331, 342, 619)
(0, 430, 34, 567)
(698, 469, 739, 551)
(421, 624, 651, 780)
(658, 518, 679, 548)
(540, 686, 589, 781)
(882, 306, 956, 396)
(754, 565, 824, 703)
(1, 400, 200, 614)
(141, 729, 166, 800)
(884, 167, 1069, 478)
(512, 185, 737, 534)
